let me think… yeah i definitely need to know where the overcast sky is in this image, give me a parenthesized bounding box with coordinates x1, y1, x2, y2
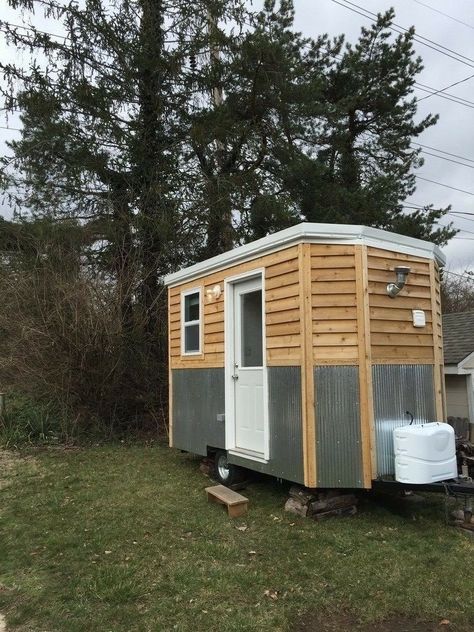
(1, 0, 473, 271)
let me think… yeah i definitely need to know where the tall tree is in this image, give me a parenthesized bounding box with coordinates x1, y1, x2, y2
(279, 9, 455, 245)
(187, 0, 340, 253)
(0, 0, 213, 419)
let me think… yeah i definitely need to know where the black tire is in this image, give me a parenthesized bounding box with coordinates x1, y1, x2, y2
(213, 450, 245, 487)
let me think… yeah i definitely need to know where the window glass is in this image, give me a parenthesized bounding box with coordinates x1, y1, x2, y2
(183, 290, 201, 354)
(184, 293, 200, 322)
(185, 324, 200, 353)
(241, 290, 263, 367)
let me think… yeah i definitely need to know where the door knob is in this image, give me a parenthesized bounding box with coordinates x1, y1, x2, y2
(231, 374, 239, 380)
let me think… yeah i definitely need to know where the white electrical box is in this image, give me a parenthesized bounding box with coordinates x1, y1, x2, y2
(412, 309, 426, 328)
(394, 422, 457, 484)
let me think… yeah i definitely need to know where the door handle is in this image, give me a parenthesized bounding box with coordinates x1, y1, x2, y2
(231, 374, 239, 380)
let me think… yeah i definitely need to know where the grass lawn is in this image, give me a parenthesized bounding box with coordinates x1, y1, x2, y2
(0, 443, 473, 632)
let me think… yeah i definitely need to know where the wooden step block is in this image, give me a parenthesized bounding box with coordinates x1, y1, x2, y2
(205, 485, 249, 518)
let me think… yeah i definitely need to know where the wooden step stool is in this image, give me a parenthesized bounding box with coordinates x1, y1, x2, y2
(205, 485, 249, 518)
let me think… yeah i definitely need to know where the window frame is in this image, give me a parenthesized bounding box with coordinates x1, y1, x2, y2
(181, 287, 203, 356)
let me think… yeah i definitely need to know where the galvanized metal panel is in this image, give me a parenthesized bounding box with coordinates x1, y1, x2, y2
(173, 366, 304, 484)
(314, 365, 363, 488)
(372, 364, 436, 476)
(172, 368, 225, 455)
(229, 367, 304, 484)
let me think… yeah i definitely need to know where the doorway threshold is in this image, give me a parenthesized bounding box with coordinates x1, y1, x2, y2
(229, 448, 268, 464)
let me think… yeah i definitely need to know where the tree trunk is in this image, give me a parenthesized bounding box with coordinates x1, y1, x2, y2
(110, 181, 135, 337)
(339, 109, 359, 192)
(136, 0, 169, 341)
(204, 174, 234, 258)
(203, 8, 234, 258)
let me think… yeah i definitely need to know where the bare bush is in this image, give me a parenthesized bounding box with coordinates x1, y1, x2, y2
(441, 270, 474, 314)
(0, 230, 168, 437)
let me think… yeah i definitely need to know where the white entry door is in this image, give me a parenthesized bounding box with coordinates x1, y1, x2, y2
(232, 277, 265, 456)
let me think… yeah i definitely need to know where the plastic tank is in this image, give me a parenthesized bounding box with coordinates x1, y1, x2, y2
(393, 422, 457, 484)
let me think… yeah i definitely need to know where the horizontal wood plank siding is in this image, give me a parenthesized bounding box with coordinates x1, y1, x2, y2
(311, 244, 359, 363)
(169, 246, 301, 368)
(170, 242, 441, 369)
(367, 247, 435, 363)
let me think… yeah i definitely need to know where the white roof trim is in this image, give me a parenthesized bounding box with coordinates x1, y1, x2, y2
(459, 350, 474, 371)
(164, 222, 446, 287)
(444, 351, 474, 374)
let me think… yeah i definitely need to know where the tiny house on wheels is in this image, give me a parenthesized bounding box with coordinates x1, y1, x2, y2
(164, 223, 446, 490)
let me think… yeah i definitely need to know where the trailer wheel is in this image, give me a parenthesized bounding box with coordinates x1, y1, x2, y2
(214, 450, 245, 487)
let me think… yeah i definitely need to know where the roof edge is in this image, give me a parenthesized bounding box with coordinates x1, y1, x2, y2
(164, 222, 446, 287)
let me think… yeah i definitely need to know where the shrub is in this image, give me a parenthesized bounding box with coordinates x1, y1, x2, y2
(0, 223, 168, 440)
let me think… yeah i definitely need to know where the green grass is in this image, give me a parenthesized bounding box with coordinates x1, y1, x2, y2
(0, 444, 473, 631)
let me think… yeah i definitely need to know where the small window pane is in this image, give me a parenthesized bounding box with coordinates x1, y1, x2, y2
(184, 293, 200, 322)
(241, 290, 263, 367)
(185, 324, 200, 352)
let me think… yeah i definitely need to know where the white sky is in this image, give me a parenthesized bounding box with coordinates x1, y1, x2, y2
(1, 0, 473, 271)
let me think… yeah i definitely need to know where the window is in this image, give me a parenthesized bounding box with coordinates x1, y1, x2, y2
(240, 290, 263, 367)
(181, 288, 201, 354)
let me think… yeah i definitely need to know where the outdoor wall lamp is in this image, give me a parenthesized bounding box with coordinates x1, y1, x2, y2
(387, 266, 411, 298)
(206, 284, 222, 302)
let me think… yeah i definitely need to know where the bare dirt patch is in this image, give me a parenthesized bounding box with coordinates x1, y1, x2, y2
(292, 612, 467, 632)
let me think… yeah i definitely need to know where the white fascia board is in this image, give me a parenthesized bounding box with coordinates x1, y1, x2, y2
(444, 358, 474, 375)
(444, 364, 461, 375)
(459, 350, 474, 371)
(164, 222, 446, 287)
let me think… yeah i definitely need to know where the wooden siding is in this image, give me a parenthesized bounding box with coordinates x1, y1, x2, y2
(311, 244, 359, 363)
(299, 244, 317, 487)
(431, 260, 446, 419)
(168, 246, 302, 368)
(170, 243, 442, 370)
(367, 247, 435, 363)
(355, 245, 375, 487)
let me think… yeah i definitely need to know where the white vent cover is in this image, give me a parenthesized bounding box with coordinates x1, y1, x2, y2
(412, 309, 426, 327)
(394, 422, 457, 484)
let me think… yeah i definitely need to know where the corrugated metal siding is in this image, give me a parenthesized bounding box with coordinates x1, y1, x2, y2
(314, 365, 363, 488)
(172, 368, 225, 455)
(172, 366, 304, 484)
(229, 366, 304, 484)
(372, 364, 436, 476)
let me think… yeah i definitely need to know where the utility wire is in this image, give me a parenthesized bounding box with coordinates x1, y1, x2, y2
(420, 150, 474, 169)
(2, 16, 474, 114)
(0, 125, 22, 132)
(416, 74, 474, 103)
(412, 143, 474, 164)
(407, 201, 474, 221)
(0, 20, 67, 41)
(415, 175, 474, 197)
(443, 270, 474, 283)
(330, 0, 474, 69)
(415, 84, 474, 108)
(403, 205, 474, 223)
(406, 204, 474, 236)
(338, 0, 474, 65)
(412, 0, 474, 32)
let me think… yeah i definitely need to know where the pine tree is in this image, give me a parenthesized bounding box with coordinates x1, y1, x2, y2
(280, 9, 455, 245)
(0, 0, 214, 420)
(186, 0, 340, 253)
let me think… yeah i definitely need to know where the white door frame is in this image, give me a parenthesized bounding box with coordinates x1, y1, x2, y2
(224, 268, 269, 462)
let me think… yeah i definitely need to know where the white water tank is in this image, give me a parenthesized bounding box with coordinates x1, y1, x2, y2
(394, 422, 457, 484)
